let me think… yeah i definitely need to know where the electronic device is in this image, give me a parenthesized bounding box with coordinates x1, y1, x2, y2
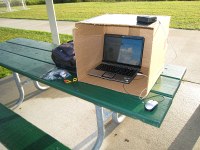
(137, 16, 157, 25)
(144, 100, 158, 111)
(88, 34, 145, 84)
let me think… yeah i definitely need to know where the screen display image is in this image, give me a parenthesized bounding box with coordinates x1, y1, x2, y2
(103, 35, 145, 66)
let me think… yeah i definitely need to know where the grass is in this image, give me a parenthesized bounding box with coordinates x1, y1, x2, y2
(0, 27, 72, 78)
(0, 1, 200, 30)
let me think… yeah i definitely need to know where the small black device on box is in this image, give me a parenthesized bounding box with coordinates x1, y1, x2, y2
(137, 16, 157, 25)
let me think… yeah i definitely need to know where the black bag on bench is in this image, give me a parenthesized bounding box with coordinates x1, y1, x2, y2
(51, 41, 76, 72)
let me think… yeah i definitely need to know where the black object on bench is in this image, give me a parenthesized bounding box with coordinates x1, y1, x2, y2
(0, 103, 70, 150)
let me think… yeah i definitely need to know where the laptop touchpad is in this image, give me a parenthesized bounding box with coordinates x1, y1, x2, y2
(102, 72, 115, 78)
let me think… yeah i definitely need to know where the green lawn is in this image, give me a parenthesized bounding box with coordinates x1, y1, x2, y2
(0, 2, 200, 29)
(0, 27, 72, 78)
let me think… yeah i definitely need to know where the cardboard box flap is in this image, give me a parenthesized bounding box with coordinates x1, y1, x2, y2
(80, 14, 155, 28)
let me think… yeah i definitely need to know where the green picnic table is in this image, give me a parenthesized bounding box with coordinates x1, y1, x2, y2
(0, 38, 186, 150)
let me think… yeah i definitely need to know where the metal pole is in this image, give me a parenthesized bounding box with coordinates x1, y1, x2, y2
(3, 0, 12, 12)
(112, 112, 126, 124)
(93, 105, 105, 150)
(11, 72, 25, 109)
(45, 0, 60, 45)
(33, 81, 49, 90)
(21, 0, 27, 9)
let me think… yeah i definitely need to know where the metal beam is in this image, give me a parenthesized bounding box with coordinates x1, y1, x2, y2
(45, 0, 60, 45)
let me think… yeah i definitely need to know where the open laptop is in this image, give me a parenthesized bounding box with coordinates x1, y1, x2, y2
(88, 34, 145, 84)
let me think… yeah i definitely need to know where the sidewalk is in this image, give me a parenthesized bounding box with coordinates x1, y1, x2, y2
(0, 18, 75, 35)
(0, 18, 200, 150)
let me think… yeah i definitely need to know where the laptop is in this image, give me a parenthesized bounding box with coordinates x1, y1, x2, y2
(88, 34, 145, 84)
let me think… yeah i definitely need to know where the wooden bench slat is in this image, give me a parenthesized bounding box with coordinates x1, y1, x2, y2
(0, 103, 70, 150)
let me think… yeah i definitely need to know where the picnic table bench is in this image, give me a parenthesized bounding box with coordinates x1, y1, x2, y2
(0, 103, 70, 150)
(0, 38, 186, 150)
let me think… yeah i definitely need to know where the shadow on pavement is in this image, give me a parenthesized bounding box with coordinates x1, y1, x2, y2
(168, 105, 200, 150)
(73, 120, 120, 150)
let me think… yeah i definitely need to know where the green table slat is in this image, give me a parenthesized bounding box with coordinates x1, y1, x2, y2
(0, 103, 70, 150)
(151, 76, 181, 98)
(0, 50, 55, 78)
(162, 64, 186, 80)
(0, 38, 186, 127)
(0, 50, 173, 127)
(0, 42, 54, 65)
(7, 38, 57, 51)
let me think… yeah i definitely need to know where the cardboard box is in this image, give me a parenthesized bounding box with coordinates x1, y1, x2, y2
(73, 14, 170, 97)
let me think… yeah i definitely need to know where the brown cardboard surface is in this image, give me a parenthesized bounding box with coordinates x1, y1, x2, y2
(73, 24, 105, 80)
(147, 17, 171, 92)
(81, 67, 149, 96)
(80, 14, 154, 29)
(74, 14, 170, 97)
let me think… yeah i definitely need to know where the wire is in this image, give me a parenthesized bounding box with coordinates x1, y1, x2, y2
(153, 21, 161, 37)
(122, 73, 148, 100)
(158, 20, 178, 63)
(122, 73, 165, 103)
(122, 20, 174, 102)
(139, 88, 148, 100)
(144, 94, 165, 103)
(123, 83, 130, 94)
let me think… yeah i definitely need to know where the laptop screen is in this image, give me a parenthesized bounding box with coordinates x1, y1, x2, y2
(103, 34, 145, 67)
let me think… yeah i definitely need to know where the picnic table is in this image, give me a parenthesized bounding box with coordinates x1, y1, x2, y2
(0, 38, 186, 150)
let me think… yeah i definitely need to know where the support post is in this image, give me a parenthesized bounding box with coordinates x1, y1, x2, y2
(45, 0, 60, 45)
(112, 112, 126, 124)
(93, 105, 105, 150)
(11, 72, 25, 109)
(3, 0, 12, 12)
(21, 0, 27, 9)
(33, 81, 49, 90)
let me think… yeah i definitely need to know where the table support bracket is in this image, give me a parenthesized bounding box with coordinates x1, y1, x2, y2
(93, 105, 126, 150)
(93, 105, 105, 150)
(112, 112, 126, 124)
(10, 72, 49, 109)
(11, 72, 25, 109)
(33, 81, 49, 90)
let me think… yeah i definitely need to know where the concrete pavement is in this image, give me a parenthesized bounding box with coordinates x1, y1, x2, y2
(0, 18, 200, 150)
(0, 18, 75, 35)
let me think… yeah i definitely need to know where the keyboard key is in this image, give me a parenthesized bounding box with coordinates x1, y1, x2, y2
(96, 64, 135, 77)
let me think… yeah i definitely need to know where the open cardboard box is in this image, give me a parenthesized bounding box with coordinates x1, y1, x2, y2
(73, 14, 170, 97)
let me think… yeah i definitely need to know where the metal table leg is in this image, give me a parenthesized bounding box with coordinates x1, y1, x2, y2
(93, 105, 105, 150)
(112, 112, 126, 124)
(93, 106, 126, 150)
(33, 81, 49, 90)
(11, 73, 49, 109)
(11, 72, 25, 109)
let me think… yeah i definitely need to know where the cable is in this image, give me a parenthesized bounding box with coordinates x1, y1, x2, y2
(123, 21, 173, 102)
(123, 83, 130, 94)
(153, 21, 161, 37)
(139, 88, 148, 100)
(122, 73, 148, 100)
(123, 73, 165, 103)
(143, 94, 165, 103)
(158, 20, 178, 63)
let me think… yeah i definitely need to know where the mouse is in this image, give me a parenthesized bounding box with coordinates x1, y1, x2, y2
(144, 100, 158, 111)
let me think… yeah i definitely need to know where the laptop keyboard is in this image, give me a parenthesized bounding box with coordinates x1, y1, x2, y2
(95, 64, 136, 77)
